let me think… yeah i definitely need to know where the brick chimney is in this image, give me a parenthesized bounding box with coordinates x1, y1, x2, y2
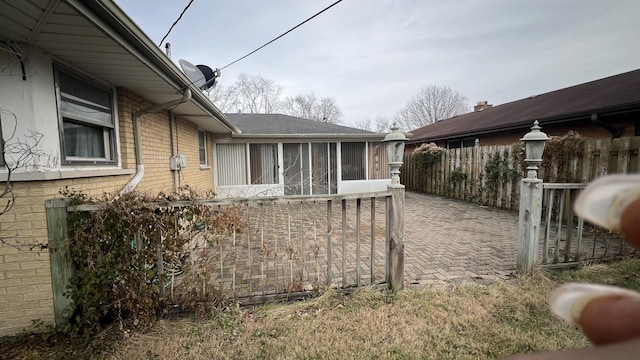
(474, 101, 493, 112)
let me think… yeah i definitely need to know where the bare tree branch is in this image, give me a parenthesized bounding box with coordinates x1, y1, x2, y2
(354, 117, 391, 133)
(281, 93, 343, 123)
(395, 85, 469, 130)
(211, 73, 283, 114)
(0, 108, 45, 250)
(353, 119, 372, 131)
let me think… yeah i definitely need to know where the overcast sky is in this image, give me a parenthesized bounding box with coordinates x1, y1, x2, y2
(115, 0, 639, 128)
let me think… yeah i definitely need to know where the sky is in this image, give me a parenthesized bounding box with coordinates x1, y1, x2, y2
(115, 0, 640, 128)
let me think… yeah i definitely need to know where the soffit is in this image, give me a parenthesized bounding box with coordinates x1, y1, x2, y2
(0, 0, 235, 134)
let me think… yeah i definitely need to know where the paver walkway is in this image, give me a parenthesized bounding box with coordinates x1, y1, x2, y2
(403, 191, 519, 286)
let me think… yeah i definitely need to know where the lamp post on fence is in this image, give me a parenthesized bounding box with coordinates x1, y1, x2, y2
(521, 120, 549, 179)
(517, 120, 550, 273)
(383, 124, 408, 186)
(382, 124, 408, 290)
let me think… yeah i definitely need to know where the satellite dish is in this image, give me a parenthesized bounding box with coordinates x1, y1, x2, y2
(179, 59, 220, 91)
(179, 59, 206, 89)
(196, 64, 218, 90)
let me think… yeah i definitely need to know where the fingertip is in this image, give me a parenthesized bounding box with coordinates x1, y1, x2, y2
(579, 296, 640, 345)
(550, 283, 640, 324)
(550, 283, 640, 345)
(621, 196, 640, 248)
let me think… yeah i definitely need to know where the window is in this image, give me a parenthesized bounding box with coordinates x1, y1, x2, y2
(283, 143, 310, 195)
(216, 143, 280, 186)
(447, 138, 477, 149)
(249, 144, 278, 184)
(341, 142, 366, 180)
(368, 142, 389, 179)
(55, 66, 115, 164)
(446, 139, 461, 149)
(216, 143, 247, 185)
(462, 138, 477, 148)
(198, 130, 207, 166)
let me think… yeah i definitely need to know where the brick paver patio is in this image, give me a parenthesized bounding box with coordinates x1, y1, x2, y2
(403, 191, 518, 286)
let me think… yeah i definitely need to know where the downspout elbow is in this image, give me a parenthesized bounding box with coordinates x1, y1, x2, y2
(591, 113, 624, 138)
(119, 89, 193, 196)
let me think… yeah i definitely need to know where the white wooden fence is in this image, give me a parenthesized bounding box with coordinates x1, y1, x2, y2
(46, 189, 406, 323)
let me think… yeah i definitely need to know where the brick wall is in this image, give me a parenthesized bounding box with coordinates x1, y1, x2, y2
(172, 119, 215, 193)
(0, 88, 217, 336)
(0, 178, 128, 336)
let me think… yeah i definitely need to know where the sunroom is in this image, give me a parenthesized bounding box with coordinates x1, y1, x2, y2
(214, 114, 391, 197)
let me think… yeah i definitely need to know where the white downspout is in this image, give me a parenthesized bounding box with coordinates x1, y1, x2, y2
(119, 89, 192, 195)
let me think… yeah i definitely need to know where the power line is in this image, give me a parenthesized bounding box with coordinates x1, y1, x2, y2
(220, 0, 344, 70)
(158, 0, 195, 47)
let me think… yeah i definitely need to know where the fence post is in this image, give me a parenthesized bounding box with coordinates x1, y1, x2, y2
(517, 179, 543, 273)
(45, 198, 73, 326)
(388, 184, 405, 290)
(382, 124, 407, 291)
(517, 121, 549, 273)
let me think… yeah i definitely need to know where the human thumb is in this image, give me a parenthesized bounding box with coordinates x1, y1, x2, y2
(551, 283, 640, 345)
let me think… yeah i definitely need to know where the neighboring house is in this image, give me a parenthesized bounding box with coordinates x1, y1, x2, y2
(0, 0, 241, 336)
(214, 113, 390, 197)
(408, 69, 640, 148)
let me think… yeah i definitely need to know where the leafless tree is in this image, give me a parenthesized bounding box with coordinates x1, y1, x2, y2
(395, 85, 469, 130)
(354, 117, 391, 133)
(353, 119, 372, 131)
(315, 97, 343, 124)
(209, 73, 282, 114)
(281, 93, 343, 124)
(208, 74, 343, 123)
(0, 108, 44, 249)
(206, 82, 238, 113)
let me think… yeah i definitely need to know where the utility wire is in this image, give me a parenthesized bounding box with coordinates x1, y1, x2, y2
(158, 0, 195, 47)
(220, 0, 344, 70)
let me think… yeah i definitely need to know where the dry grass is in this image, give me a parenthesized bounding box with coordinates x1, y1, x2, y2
(7, 259, 640, 360)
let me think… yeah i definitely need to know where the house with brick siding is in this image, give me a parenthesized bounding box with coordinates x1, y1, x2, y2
(407, 69, 640, 148)
(0, 0, 393, 336)
(0, 0, 244, 336)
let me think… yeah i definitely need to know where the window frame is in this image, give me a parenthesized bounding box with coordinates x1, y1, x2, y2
(215, 143, 248, 186)
(340, 142, 366, 181)
(198, 129, 207, 166)
(54, 64, 117, 165)
(249, 143, 278, 184)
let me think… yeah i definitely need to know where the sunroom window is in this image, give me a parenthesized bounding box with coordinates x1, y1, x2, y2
(216, 143, 247, 186)
(250, 144, 278, 184)
(56, 66, 115, 164)
(341, 142, 366, 180)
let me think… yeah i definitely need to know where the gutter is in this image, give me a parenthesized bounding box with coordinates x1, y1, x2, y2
(67, 0, 241, 135)
(231, 133, 387, 140)
(119, 89, 192, 195)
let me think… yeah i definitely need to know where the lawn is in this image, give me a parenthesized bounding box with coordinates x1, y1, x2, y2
(5, 259, 640, 360)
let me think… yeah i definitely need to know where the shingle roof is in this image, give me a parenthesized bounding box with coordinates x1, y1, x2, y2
(408, 69, 640, 144)
(226, 113, 377, 136)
